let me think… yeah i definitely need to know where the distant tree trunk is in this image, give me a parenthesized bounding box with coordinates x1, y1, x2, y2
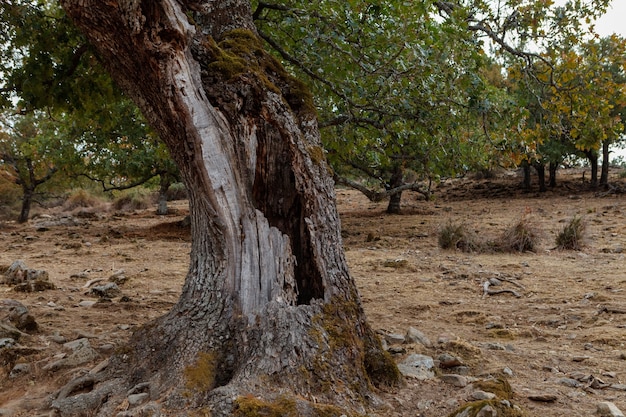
(17, 188, 33, 223)
(585, 150, 599, 188)
(522, 161, 531, 189)
(156, 174, 172, 215)
(600, 140, 610, 188)
(533, 162, 546, 192)
(60, 2, 399, 416)
(548, 161, 558, 188)
(386, 165, 404, 214)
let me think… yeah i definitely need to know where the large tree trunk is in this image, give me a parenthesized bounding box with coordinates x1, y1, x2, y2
(59, 1, 399, 416)
(548, 161, 558, 188)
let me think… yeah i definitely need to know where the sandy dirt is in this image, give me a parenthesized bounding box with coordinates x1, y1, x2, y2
(1, 169, 626, 416)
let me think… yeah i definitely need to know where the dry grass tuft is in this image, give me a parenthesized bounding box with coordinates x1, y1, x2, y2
(497, 210, 540, 253)
(438, 221, 481, 252)
(555, 216, 586, 250)
(112, 188, 153, 211)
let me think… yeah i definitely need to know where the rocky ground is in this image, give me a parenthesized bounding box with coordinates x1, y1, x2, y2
(1, 169, 626, 416)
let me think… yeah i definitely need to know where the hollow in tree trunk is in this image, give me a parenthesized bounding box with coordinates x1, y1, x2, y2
(59, 1, 400, 416)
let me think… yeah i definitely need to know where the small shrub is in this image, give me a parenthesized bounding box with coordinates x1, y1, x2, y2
(112, 188, 153, 211)
(497, 210, 539, 252)
(556, 216, 586, 250)
(438, 221, 481, 252)
(166, 182, 188, 201)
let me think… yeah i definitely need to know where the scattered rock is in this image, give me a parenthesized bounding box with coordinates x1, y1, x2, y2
(405, 326, 432, 347)
(43, 338, 99, 371)
(396, 354, 435, 380)
(0, 299, 38, 332)
(9, 363, 31, 379)
(597, 401, 625, 417)
(0, 338, 16, 349)
(528, 393, 557, 402)
(128, 393, 150, 407)
(0, 323, 23, 341)
(558, 377, 581, 388)
(438, 353, 464, 368)
(476, 405, 497, 417)
(89, 283, 121, 299)
(503, 366, 514, 376)
(109, 269, 128, 285)
(78, 300, 96, 308)
(440, 374, 468, 387)
(472, 390, 496, 400)
(384, 333, 405, 345)
(2, 260, 54, 293)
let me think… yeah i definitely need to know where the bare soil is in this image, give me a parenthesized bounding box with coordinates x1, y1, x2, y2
(2, 169, 626, 416)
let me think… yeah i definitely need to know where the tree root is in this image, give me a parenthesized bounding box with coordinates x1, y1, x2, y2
(482, 281, 522, 298)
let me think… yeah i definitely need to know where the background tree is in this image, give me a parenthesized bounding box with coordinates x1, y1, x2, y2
(0, 0, 181, 213)
(0, 111, 72, 222)
(57, 2, 399, 416)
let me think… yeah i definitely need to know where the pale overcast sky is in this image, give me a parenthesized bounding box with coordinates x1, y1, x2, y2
(594, 1, 626, 37)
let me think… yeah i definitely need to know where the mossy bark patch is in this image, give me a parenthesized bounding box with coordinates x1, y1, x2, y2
(184, 351, 217, 393)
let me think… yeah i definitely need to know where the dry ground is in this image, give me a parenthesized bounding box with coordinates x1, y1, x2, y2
(1, 169, 626, 416)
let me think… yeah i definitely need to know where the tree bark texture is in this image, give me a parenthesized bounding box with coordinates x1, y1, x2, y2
(59, 1, 399, 416)
(600, 140, 610, 187)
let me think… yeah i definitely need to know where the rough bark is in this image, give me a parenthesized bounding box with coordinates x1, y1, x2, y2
(521, 161, 531, 190)
(59, 1, 399, 416)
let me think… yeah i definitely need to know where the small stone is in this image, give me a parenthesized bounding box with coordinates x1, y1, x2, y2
(609, 384, 626, 391)
(387, 346, 406, 354)
(597, 401, 625, 417)
(118, 324, 131, 330)
(397, 354, 435, 380)
(440, 374, 468, 387)
(558, 377, 581, 387)
(572, 355, 591, 362)
(528, 393, 557, 402)
(78, 300, 96, 308)
(384, 333, 405, 345)
(64, 338, 90, 351)
(405, 326, 432, 348)
(472, 390, 496, 400)
(485, 343, 506, 350)
(503, 366, 514, 376)
(127, 393, 149, 407)
(109, 269, 128, 285)
(9, 363, 31, 379)
(0, 338, 15, 349)
(438, 353, 463, 368)
(476, 405, 497, 417)
(90, 283, 121, 299)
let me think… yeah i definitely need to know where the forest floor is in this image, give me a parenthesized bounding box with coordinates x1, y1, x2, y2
(2, 168, 626, 416)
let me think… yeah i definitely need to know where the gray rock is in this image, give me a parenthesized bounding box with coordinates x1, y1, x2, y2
(9, 363, 30, 379)
(472, 390, 496, 400)
(438, 353, 463, 368)
(0, 338, 16, 349)
(0, 299, 37, 331)
(90, 283, 121, 299)
(384, 333, 405, 345)
(3, 261, 53, 292)
(609, 384, 626, 391)
(0, 322, 22, 341)
(476, 405, 497, 417)
(405, 327, 432, 347)
(440, 374, 468, 387)
(528, 393, 557, 402)
(558, 377, 581, 388)
(44, 339, 98, 371)
(128, 393, 149, 407)
(78, 300, 96, 308)
(397, 354, 435, 380)
(597, 402, 625, 417)
(109, 269, 128, 285)
(503, 366, 514, 376)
